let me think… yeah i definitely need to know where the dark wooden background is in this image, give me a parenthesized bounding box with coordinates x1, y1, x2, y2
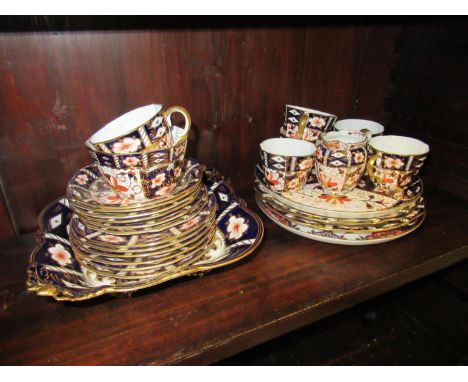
(0, 17, 466, 237)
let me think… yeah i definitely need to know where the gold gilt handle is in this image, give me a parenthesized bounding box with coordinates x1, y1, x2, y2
(296, 113, 309, 140)
(367, 153, 379, 180)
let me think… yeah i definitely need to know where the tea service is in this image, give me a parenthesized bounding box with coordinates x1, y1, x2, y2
(258, 103, 429, 245)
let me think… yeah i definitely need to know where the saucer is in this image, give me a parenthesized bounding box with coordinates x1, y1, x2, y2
(67, 158, 202, 213)
(27, 171, 264, 301)
(256, 194, 425, 245)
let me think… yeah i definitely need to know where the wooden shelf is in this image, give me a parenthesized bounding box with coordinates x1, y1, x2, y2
(0, 184, 467, 365)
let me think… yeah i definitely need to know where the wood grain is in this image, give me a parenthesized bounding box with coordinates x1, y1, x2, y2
(0, 25, 376, 236)
(0, 185, 466, 365)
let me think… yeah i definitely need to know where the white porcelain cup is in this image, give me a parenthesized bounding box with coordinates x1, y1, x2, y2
(87, 104, 191, 154)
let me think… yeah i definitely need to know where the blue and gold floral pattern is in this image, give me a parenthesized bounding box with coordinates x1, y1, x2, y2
(280, 104, 337, 142)
(27, 171, 264, 301)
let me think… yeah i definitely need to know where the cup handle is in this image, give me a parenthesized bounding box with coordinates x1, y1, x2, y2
(367, 153, 378, 180)
(296, 113, 309, 139)
(360, 128, 372, 140)
(163, 106, 191, 145)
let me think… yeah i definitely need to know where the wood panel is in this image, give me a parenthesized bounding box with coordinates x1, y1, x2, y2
(0, 185, 467, 365)
(383, 18, 468, 197)
(0, 25, 368, 235)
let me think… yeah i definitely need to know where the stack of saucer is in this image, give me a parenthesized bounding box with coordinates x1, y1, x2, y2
(255, 164, 425, 245)
(66, 104, 220, 283)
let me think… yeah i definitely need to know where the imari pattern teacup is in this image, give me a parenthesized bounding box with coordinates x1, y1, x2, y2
(260, 138, 315, 192)
(315, 130, 369, 195)
(334, 119, 384, 137)
(280, 104, 337, 143)
(87, 104, 191, 154)
(367, 135, 429, 192)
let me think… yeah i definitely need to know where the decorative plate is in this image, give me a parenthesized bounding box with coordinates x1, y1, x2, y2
(26, 170, 264, 301)
(257, 189, 425, 232)
(255, 164, 423, 219)
(256, 195, 425, 246)
(67, 158, 202, 213)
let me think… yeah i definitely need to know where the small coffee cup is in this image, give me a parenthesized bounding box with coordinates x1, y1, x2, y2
(280, 104, 337, 142)
(367, 135, 429, 191)
(87, 104, 191, 154)
(260, 138, 316, 192)
(334, 119, 384, 137)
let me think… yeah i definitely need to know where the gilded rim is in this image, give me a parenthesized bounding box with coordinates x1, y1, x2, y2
(255, 184, 423, 226)
(257, 193, 425, 234)
(72, 228, 217, 270)
(68, 174, 202, 213)
(69, 218, 216, 259)
(76, 186, 208, 226)
(69, 209, 217, 252)
(68, 180, 202, 218)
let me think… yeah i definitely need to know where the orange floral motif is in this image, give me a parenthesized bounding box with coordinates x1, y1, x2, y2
(151, 173, 166, 188)
(123, 156, 139, 166)
(48, 243, 72, 266)
(110, 177, 129, 193)
(226, 216, 249, 240)
(310, 116, 326, 128)
(318, 194, 351, 205)
(112, 137, 142, 154)
(155, 183, 176, 196)
(181, 217, 200, 230)
(75, 174, 88, 185)
(384, 157, 404, 170)
(99, 234, 125, 244)
(318, 174, 338, 188)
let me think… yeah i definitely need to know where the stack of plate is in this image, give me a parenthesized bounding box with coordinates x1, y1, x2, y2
(255, 164, 425, 245)
(66, 159, 220, 282)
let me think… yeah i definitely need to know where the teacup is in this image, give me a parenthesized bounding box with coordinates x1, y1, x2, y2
(87, 126, 188, 170)
(87, 125, 188, 201)
(260, 138, 315, 192)
(334, 119, 384, 137)
(315, 130, 369, 194)
(367, 135, 429, 191)
(280, 104, 337, 142)
(87, 104, 191, 154)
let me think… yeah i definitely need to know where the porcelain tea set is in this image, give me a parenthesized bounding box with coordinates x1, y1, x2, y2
(27, 102, 429, 301)
(256, 104, 429, 245)
(27, 104, 264, 301)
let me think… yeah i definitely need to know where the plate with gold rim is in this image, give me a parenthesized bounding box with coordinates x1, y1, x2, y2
(70, 209, 217, 251)
(69, 211, 216, 253)
(78, 185, 210, 229)
(256, 186, 425, 230)
(26, 171, 264, 301)
(256, 194, 425, 245)
(257, 191, 425, 233)
(81, 189, 213, 235)
(67, 159, 202, 212)
(255, 163, 423, 219)
(69, 182, 202, 222)
(69, 224, 216, 265)
(72, 231, 216, 279)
